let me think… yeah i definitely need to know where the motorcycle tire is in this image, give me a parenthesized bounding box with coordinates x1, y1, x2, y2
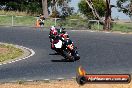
(65, 52, 75, 62)
(68, 56, 74, 62)
(75, 56, 80, 61)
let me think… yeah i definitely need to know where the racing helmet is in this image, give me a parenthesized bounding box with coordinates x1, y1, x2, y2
(62, 32, 69, 39)
(50, 26, 56, 31)
(50, 26, 58, 35)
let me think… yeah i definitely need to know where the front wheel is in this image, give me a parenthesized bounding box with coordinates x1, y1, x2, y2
(75, 56, 80, 61)
(73, 49, 80, 61)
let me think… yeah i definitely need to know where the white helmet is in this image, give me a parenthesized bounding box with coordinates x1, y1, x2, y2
(50, 26, 56, 31)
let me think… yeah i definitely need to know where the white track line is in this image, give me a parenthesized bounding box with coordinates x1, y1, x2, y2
(43, 79, 50, 81)
(120, 33, 127, 35)
(89, 31, 95, 32)
(56, 78, 65, 80)
(71, 77, 76, 79)
(104, 32, 111, 33)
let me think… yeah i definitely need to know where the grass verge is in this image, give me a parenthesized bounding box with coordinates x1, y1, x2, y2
(112, 23, 132, 33)
(0, 44, 23, 62)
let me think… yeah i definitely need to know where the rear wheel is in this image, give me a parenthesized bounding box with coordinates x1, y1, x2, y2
(68, 55, 74, 62)
(65, 51, 75, 62)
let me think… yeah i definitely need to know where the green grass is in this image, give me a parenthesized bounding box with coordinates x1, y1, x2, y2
(0, 16, 12, 26)
(0, 15, 36, 26)
(0, 44, 23, 62)
(88, 22, 132, 32)
(13, 16, 36, 26)
(88, 23, 103, 31)
(0, 10, 33, 16)
(112, 23, 132, 33)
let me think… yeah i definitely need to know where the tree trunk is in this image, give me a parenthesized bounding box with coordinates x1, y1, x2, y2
(42, 0, 48, 18)
(103, 0, 111, 30)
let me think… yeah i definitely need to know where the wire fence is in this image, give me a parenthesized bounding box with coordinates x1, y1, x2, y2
(0, 15, 97, 30)
(0, 15, 36, 27)
(0, 15, 132, 32)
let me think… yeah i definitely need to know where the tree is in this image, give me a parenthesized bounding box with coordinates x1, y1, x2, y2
(79, 0, 112, 30)
(60, 0, 74, 19)
(50, 0, 71, 12)
(0, 0, 42, 14)
(78, 0, 106, 19)
(27, 1, 42, 14)
(117, 0, 132, 20)
(0, 0, 73, 17)
(49, 0, 73, 18)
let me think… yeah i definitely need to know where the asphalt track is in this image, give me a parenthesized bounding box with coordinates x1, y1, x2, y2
(0, 27, 132, 82)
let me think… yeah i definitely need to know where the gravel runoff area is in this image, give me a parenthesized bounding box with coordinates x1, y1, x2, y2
(0, 79, 132, 88)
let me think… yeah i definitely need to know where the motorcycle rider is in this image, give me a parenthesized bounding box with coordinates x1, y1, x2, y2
(49, 25, 66, 42)
(49, 25, 80, 61)
(49, 26, 58, 50)
(49, 26, 58, 41)
(59, 31, 69, 40)
(49, 25, 72, 50)
(60, 32, 75, 59)
(62, 34, 73, 51)
(56, 25, 65, 35)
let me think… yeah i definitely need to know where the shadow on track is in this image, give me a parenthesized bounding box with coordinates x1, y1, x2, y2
(49, 53, 78, 62)
(49, 53, 70, 62)
(51, 59, 74, 62)
(49, 53, 60, 55)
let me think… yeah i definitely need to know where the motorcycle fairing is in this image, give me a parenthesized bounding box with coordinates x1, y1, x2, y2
(54, 40, 63, 48)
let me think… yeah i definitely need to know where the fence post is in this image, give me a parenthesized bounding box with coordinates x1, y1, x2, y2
(12, 16, 13, 26)
(55, 18, 57, 26)
(97, 20, 99, 29)
(89, 20, 100, 30)
(54, 18, 61, 26)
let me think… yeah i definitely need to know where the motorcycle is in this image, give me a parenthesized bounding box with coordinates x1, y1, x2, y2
(52, 36, 80, 61)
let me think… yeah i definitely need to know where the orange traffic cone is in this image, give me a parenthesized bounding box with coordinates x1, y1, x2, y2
(36, 19, 40, 27)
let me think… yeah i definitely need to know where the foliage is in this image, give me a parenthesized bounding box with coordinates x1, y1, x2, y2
(60, 6, 74, 19)
(117, 0, 132, 18)
(50, 11, 60, 18)
(57, 0, 71, 7)
(0, 0, 42, 14)
(49, 0, 73, 18)
(26, 1, 42, 14)
(0, 0, 73, 17)
(78, 0, 106, 19)
(66, 14, 83, 19)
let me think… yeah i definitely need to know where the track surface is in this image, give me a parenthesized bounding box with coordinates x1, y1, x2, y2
(0, 27, 132, 82)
